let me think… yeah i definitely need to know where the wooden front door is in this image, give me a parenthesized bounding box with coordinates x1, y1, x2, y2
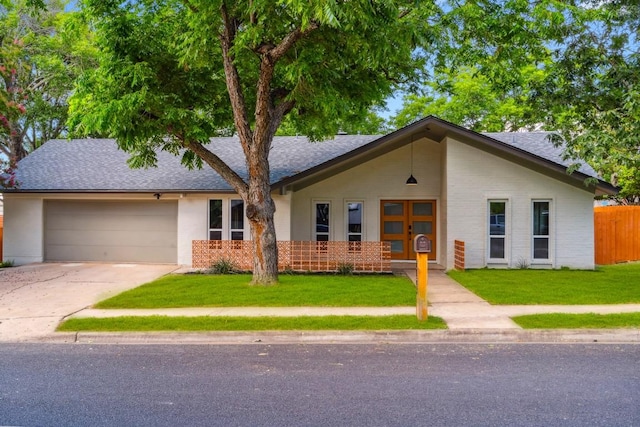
(380, 200, 437, 260)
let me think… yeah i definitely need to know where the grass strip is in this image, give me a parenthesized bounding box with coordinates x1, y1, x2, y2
(512, 312, 640, 329)
(448, 264, 640, 305)
(95, 274, 416, 308)
(57, 315, 447, 332)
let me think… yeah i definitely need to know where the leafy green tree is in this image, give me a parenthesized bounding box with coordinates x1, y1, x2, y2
(531, 0, 640, 203)
(390, 66, 545, 131)
(0, 0, 96, 162)
(278, 108, 390, 136)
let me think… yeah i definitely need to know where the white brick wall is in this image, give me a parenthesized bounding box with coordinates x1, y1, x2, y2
(290, 138, 444, 262)
(445, 137, 595, 270)
(177, 197, 207, 266)
(3, 195, 44, 264)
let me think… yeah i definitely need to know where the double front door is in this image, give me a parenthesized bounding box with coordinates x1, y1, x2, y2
(381, 200, 436, 260)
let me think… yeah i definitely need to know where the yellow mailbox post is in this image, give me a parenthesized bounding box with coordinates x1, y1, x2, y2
(413, 234, 431, 321)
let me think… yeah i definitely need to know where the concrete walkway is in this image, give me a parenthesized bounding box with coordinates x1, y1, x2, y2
(71, 267, 640, 332)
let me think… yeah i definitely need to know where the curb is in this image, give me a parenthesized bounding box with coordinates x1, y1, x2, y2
(37, 329, 640, 345)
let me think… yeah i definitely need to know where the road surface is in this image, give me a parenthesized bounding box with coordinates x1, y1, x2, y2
(1, 343, 638, 426)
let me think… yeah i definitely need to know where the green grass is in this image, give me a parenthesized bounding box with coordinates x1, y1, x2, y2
(513, 312, 640, 329)
(57, 315, 447, 332)
(448, 264, 640, 305)
(95, 274, 416, 308)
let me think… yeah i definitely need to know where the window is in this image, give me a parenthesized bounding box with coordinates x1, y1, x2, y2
(346, 202, 363, 242)
(230, 199, 244, 240)
(533, 201, 550, 260)
(209, 199, 223, 240)
(208, 199, 245, 241)
(488, 201, 506, 260)
(315, 202, 330, 241)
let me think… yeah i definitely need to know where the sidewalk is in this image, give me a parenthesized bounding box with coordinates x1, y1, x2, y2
(68, 268, 640, 334)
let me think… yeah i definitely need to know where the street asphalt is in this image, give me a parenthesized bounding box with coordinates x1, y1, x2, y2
(1, 263, 639, 344)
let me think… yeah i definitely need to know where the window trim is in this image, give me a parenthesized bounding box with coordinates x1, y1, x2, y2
(532, 199, 552, 263)
(208, 198, 248, 241)
(229, 199, 245, 241)
(346, 200, 364, 242)
(487, 199, 509, 263)
(208, 199, 223, 241)
(313, 200, 331, 242)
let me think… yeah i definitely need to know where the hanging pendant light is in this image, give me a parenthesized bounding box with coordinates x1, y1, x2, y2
(406, 140, 418, 185)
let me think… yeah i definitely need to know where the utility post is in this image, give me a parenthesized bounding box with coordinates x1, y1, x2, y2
(414, 234, 431, 321)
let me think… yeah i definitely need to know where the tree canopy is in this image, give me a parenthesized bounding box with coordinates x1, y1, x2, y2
(530, 0, 640, 203)
(0, 0, 96, 165)
(389, 65, 545, 132)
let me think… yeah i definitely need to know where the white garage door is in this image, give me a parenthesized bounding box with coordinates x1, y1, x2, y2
(45, 200, 178, 263)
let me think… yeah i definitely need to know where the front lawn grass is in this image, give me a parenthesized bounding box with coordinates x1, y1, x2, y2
(95, 274, 416, 308)
(57, 315, 447, 331)
(448, 264, 640, 305)
(512, 313, 640, 329)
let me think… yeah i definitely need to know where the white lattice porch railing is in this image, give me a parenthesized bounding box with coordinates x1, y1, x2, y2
(192, 240, 392, 273)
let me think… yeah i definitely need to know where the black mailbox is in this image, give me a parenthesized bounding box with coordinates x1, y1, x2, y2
(413, 234, 431, 253)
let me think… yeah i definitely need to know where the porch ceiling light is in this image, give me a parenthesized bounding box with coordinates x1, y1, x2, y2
(406, 174, 418, 185)
(406, 140, 418, 186)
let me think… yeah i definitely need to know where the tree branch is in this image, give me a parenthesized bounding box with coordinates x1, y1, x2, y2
(253, 22, 319, 153)
(270, 99, 296, 138)
(269, 21, 319, 63)
(183, 139, 249, 199)
(220, 2, 252, 156)
(27, 74, 52, 92)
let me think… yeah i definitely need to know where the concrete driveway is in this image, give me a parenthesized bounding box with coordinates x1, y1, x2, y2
(0, 263, 178, 342)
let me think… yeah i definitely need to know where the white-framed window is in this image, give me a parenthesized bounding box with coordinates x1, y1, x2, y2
(314, 201, 330, 241)
(532, 200, 551, 260)
(488, 200, 507, 261)
(230, 199, 244, 241)
(209, 199, 223, 240)
(208, 198, 246, 240)
(346, 201, 363, 242)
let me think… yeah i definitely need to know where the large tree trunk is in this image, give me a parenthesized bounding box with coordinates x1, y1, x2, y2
(245, 141, 279, 285)
(246, 187, 279, 285)
(10, 131, 28, 161)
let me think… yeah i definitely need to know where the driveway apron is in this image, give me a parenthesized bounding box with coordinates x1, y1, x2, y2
(0, 263, 178, 342)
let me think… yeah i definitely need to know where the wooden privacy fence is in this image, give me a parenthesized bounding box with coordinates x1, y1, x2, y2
(594, 206, 640, 265)
(0, 216, 3, 261)
(192, 240, 392, 272)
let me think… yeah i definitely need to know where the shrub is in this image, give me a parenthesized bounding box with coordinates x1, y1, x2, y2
(337, 262, 355, 275)
(515, 257, 530, 269)
(281, 265, 295, 275)
(208, 258, 239, 275)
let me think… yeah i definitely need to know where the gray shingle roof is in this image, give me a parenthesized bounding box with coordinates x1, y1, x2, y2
(12, 135, 379, 192)
(484, 131, 598, 177)
(8, 127, 602, 192)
